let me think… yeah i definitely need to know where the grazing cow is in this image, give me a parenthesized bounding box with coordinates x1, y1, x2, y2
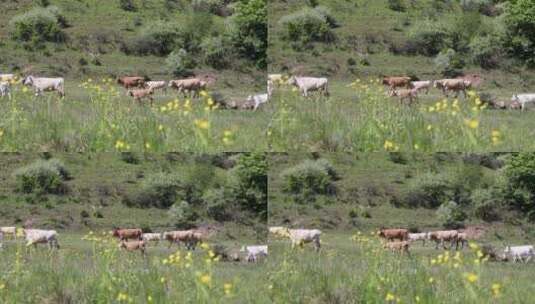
(383, 76, 411, 92)
(0, 227, 17, 239)
(142, 233, 163, 245)
(24, 229, 60, 249)
(269, 226, 288, 238)
(117, 76, 145, 89)
(429, 230, 459, 250)
(268, 74, 286, 85)
(378, 228, 409, 241)
(0, 82, 11, 99)
(384, 241, 410, 254)
(410, 81, 432, 94)
(510, 100, 522, 110)
(434, 79, 470, 98)
(128, 87, 154, 106)
(0, 74, 15, 82)
(246, 93, 269, 111)
(408, 232, 429, 246)
(502, 245, 534, 263)
(119, 240, 146, 256)
(287, 76, 329, 97)
(163, 230, 202, 250)
(285, 228, 322, 251)
(389, 88, 419, 105)
(241, 245, 268, 262)
(145, 81, 167, 92)
(22, 76, 65, 97)
(168, 78, 207, 98)
(112, 228, 143, 241)
(511, 94, 535, 111)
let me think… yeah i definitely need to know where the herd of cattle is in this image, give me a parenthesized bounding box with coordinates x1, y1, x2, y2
(269, 226, 535, 263)
(268, 73, 535, 110)
(0, 226, 268, 263)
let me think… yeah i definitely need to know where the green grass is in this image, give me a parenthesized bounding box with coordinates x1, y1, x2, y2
(0, 232, 270, 303)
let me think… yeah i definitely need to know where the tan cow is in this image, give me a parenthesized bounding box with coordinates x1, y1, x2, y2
(429, 230, 459, 250)
(434, 79, 471, 98)
(128, 87, 154, 106)
(168, 78, 207, 98)
(389, 88, 419, 105)
(0, 227, 17, 239)
(378, 228, 409, 241)
(117, 76, 145, 89)
(383, 76, 411, 92)
(112, 228, 143, 241)
(119, 240, 146, 255)
(384, 240, 410, 254)
(163, 230, 202, 250)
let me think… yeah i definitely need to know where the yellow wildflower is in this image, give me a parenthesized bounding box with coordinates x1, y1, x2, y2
(491, 283, 501, 297)
(158, 125, 164, 131)
(386, 293, 395, 301)
(224, 283, 232, 295)
(200, 274, 212, 286)
(194, 119, 210, 130)
(464, 119, 479, 129)
(145, 142, 151, 149)
(464, 273, 478, 283)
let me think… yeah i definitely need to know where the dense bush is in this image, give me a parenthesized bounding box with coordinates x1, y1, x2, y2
(278, 7, 336, 47)
(504, 0, 535, 67)
(119, 0, 137, 11)
(471, 188, 502, 221)
(192, 0, 225, 14)
(281, 159, 337, 202)
(122, 22, 181, 56)
(9, 7, 67, 44)
(469, 34, 503, 69)
(203, 188, 233, 221)
(200, 35, 234, 69)
(166, 49, 196, 77)
(168, 201, 198, 228)
(388, 0, 406, 12)
(124, 173, 187, 208)
(406, 22, 448, 56)
(436, 200, 466, 228)
(230, 0, 267, 68)
(434, 48, 465, 77)
(231, 153, 267, 216)
(14, 159, 69, 194)
(402, 173, 452, 208)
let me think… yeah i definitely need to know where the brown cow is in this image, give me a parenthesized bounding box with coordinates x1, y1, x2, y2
(112, 228, 143, 241)
(383, 76, 411, 92)
(378, 228, 409, 241)
(128, 87, 154, 106)
(163, 230, 202, 250)
(384, 240, 410, 254)
(510, 100, 522, 110)
(434, 79, 471, 98)
(117, 76, 145, 89)
(389, 88, 419, 105)
(119, 240, 146, 255)
(429, 230, 459, 250)
(168, 78, 207, 98)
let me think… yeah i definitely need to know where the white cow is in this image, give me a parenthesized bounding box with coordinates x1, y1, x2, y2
(241, 245, 268, 262)
(145, 81, 167, 92)
(503, 245, 534, 263)
(410, 81, 431, 94)
(247, 93, 269, 111)
(24, 229, 60, 249)
(0, 227, 16, 239)
(22, 76, 65, 97)
(142, 232, 163, 245)
(408, 232, 429, 246)
(0, 81, 11, 99)
(511, 94, 535, 111)
(287, 76, 329, 97)
(285, 228, 322, 251)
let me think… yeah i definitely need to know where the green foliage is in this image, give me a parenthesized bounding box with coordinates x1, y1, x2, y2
(230, 0, 267, 68)
(469, 35, 503, 69)
(14, 159, 69, 195)
(168, 201, 198, 227)
(9, 7, 67, 44)
(124, 173, 185, 208)
(231, 153, 267, 216)
(203, 188, 233, 221)
(470, 188, 502, 221)
(403, 173, 452, 208)
(119, 0, 137, 11)
(504, 0, 535, 66)
(281, 159, 336, 203)
(406, 22, 448, 56)
(436, 200, 466, 228)
(387, 0, 406, 12)
(504, 153, 535, 193)
(166, 49, 196, 77)
(122, 22, 182, 56)
(192, 0, 225, 14)
(434, 48, 465, 77)
(278, 7, 336, 48)
(200, 35, 234, 69)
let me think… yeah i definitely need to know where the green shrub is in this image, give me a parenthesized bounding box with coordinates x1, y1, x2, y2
(504, 0, 535, 66)
(14, 159, 69, 194)
(278, 7, 336, 46)
(434, 48, 465, 77)
(200, 35, 234, 69)
(192, 0, 225, 14)
(469, 35, 503, 69)
(168, 201, 198, 228)
(9, 7, 67, 43)
(471, 188, 502, 221)
(230, 0, 267, 68)
(120, 152, 140, 164)
(122, 22, 182, 56)
(119, 0, 137, 11)
(436, 200, 466, 228)
(124, 173, 184, 208)
(402, 173, 452, 208)
(388, 0, 406, 12)
(203, 188, 233, 221)
(231, 153, 267, 216)
(406, 22, 448, 56)
(281, 159, 337, 201)
(165, 49, 196, 77)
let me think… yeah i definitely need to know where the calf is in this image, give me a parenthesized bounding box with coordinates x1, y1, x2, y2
(128, 87, 154, 106)
(119, 240, 146, 256)
(246, 93, 269, 111)
(389, 88, 419, 105)
(384, 241, 410, 254)
(241, 245, 268, 262)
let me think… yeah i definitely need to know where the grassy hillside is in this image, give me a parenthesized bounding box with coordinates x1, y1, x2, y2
(267, 0, 535, 152)
(0, 153, 267, 241)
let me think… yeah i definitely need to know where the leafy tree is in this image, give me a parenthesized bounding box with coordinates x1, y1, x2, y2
(168, 201, 198, 228)
(230, 0, 267, 68)
(504, 0, 535, 66)
(436, 201, 466, 228)
(231, 153, 267, 217)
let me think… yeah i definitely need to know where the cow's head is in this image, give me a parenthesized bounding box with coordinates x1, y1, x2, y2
(112, 228, 120, 237)
(511, 94, 518, 102)
(287, 76, 297, 86)
(22, 76, 33, 86)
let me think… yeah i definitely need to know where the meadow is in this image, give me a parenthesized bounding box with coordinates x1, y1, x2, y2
(0, 231, 270, 304)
